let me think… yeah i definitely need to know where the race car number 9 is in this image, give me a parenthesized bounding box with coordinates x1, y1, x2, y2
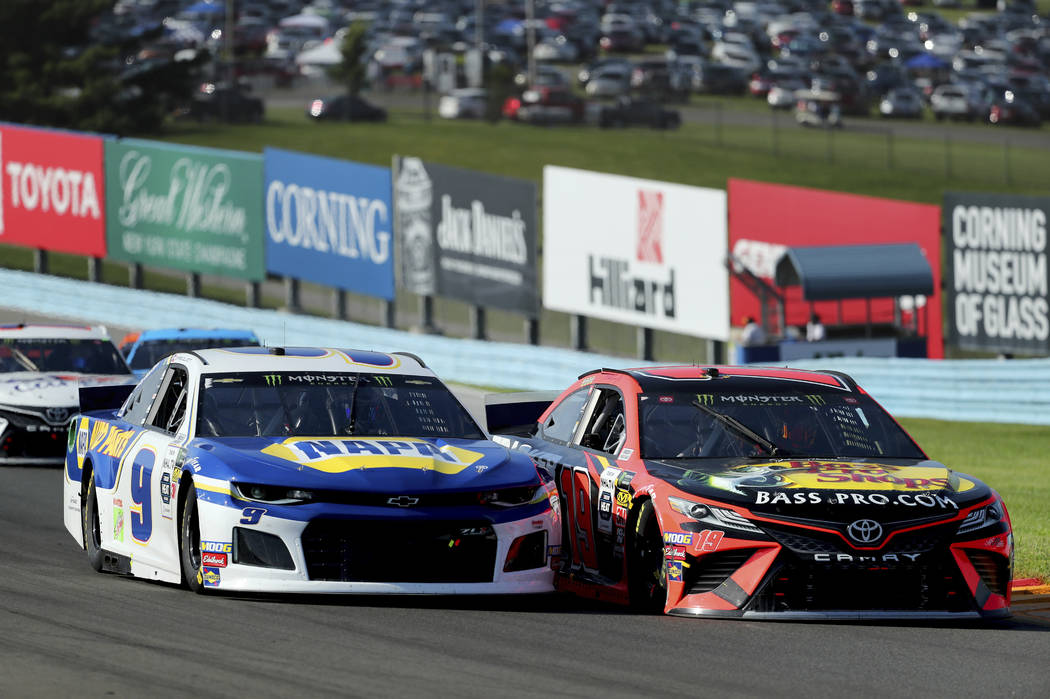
(240, 507, 266, 525)
(131, 449, 155, 543)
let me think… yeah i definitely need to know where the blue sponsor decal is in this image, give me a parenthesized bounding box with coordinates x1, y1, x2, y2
(264, 148, 394, 299)
(668, 560, 683, 582)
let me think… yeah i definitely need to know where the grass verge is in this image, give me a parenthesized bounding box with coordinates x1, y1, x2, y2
(901, 417, 1049, 583)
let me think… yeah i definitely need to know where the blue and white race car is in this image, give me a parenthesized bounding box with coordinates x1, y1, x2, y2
(63, 347, 560, 594)
(120, 327, 261, 377)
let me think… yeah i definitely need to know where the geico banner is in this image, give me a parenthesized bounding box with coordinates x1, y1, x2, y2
(394, 156, 539, 315)
(264, 148, 393, 299)
(944, 192, 1049, 355)
(105, 139, 264, 280)
(728, 178, 943, 358)
(543, 165, 729, 340)
(0, 124, 106, 256)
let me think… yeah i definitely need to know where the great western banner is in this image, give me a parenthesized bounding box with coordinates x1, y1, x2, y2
(264, 148, 393, 299)
(393, 156, 539, 315)
(944, 192, 1049, 355)
(543, 165, 729, 340)
(104, 140, 264, 280)
(0, 124, 106, 256)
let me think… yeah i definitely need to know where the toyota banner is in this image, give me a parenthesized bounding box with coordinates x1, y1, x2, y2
(945, 191, 1049, 355)
(0, 123, 107, 257)
(542, 165, 729, 340)
(264, 148, 394, 299)
(393, 156, 539, 315)
(105, 139, 265, 280)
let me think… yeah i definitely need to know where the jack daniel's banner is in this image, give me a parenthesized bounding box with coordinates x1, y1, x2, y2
(393, 156, 539, 315)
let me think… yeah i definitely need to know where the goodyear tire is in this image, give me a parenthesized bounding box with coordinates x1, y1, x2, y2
(179, 482, 205, 593)
(628, 499, 667, 612)
(82, 474, 104, 572)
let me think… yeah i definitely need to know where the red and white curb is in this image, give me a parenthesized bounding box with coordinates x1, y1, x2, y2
(1011, 579, 1050, 624)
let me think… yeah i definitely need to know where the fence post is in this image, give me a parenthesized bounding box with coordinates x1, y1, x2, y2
(470, 305, 486, 340)
(771, 110, 779, 156)
(33, 250, 48, 274)
(332, 289, 346, 320)
(88, 257, 102, 283)
(944, 131, 952, 179)
(186, 272, 201, 298)
(825, 126, 833, 163)
(246, 281, 260, 308)
(129, 263, 143, 289)
(571, 314, 587, 351)
(381, 299, 395, 328)
(715, 102, 723, 146)
(886, 129, 894, 170)
(1003, 137, 1011, 185)
(524, 317, 539, 345)
(285, 277, 300, 311)
(637, 327, 654, 361)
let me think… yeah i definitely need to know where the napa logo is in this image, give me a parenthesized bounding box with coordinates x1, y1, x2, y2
(261, 438, 484, 475)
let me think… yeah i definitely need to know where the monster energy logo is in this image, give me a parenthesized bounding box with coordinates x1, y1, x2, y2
(695, 394, 714, 406)
(374, 376, 393, 387)
(264, 374, 282, 386)
(805, 394, 826, 405)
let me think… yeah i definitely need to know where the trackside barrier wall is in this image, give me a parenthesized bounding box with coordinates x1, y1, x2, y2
(4, 269, 1048, 425)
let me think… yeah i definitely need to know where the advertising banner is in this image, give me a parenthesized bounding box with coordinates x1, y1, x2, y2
(105, 139, 264, 280)
(0, 124, 106, 256)
(728, 179, 943, 358)
(264, 148, 393, 299)
(394, 156, 539, 315)
(543, 166, 729, 340)
(944, 192, 1049, 355)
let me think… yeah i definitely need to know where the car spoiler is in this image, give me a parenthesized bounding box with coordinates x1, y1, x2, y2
(78, 382, 137, 415)
(484, 391, 559, 436)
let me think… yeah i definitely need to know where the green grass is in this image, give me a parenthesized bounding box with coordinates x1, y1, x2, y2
(159, 106, 1048, 205)
(901, 417, 1050, 582)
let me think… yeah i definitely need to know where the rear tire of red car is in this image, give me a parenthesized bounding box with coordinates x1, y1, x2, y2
(82, 472, 104, 573)
(179, 482, 206, 593)
(628, 499, 667, 612)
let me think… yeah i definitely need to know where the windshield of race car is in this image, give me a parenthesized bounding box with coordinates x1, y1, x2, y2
(638, 389, 925, 459)
(0, 338, 130, 375)
(128, 337, 259, 370)
(197, 371, 485, 439)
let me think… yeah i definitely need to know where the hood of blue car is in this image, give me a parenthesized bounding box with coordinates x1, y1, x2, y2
(189, 435, 536, 493)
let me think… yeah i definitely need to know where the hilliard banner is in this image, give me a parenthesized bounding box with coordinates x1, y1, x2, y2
(944, 192, 1049, 355)
(264, 148, 394, 299)
(393, 156, 539, 315)
(543, 165, 729, 340)
(105, 140, 264, 280)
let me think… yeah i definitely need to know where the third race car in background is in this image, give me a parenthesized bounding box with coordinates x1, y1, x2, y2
(487, 365, 1013, 620)
(119, 327, 261, 377)
(1, 323, 132, 465)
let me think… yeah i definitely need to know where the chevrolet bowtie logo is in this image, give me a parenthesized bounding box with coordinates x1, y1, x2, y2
(387, 495, 419, 507)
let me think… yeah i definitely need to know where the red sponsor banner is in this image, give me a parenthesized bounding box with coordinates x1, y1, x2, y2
(0, 124, 106, 256)
(202, 552, 228, 568)
(728, 179, 943, 358)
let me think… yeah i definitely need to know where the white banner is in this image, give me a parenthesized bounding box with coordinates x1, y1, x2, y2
(543, 166, 729, 340)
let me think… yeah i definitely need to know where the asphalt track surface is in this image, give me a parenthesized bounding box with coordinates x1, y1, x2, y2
(3, 311, 1050, 697)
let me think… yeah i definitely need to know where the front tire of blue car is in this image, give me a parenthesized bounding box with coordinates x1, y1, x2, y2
(82, 475, 104, 573)
(179, 482, 205, 593)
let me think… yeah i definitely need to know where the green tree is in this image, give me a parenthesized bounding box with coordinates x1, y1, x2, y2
(0, 0, 204, 135)
(328, 21, 370, 97)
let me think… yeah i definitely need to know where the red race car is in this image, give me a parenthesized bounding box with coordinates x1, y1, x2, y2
(487, 365, 1013, 620)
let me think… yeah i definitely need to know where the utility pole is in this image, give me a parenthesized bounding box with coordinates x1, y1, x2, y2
(525, 0, 536, 87)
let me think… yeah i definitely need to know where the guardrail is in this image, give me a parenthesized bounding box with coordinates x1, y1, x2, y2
(4, 268, 1047, 425)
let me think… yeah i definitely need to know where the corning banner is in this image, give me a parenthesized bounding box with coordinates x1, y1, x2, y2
(728, 178, 943, 358)
(543, 165, 729, 340)
(394, 156, 539, 315)
(105, 139, 264, 280)
(0, 124, 106, 256)
(944, 192, 1049, 355)
(264, 148, 393, 299)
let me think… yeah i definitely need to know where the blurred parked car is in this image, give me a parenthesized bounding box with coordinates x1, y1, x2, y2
(585, 64, 632, 97)
(438, 88, 488, 119)
(796, 89, 843, 127)
(987, 93, 1042, 127)
(691, 61, 749, 94)
(599, 97, 682, 128)
(599, 27, 646, 53)
(503, 87, 585, 124)
(188, 84, 264, 123)
(307, 94, 387, 122)
(930, 84, 981, 121)
(879, 87, 924, 118)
